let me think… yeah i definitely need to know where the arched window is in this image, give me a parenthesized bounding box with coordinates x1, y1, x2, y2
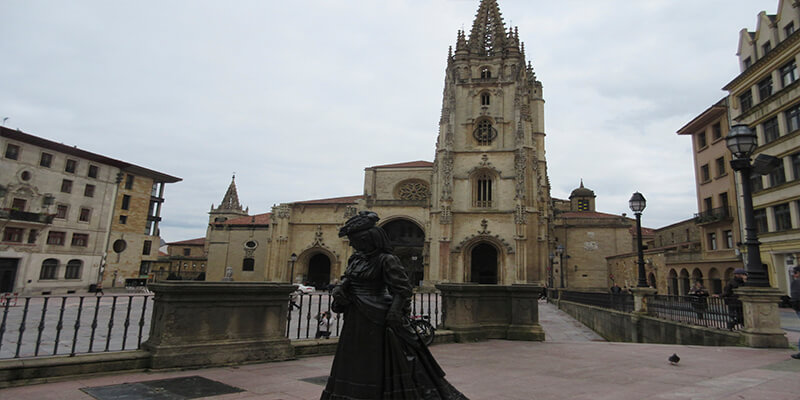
(242, 257, 255, 271)
(473, 119, 497, 145)
(65, 259, 82, 279)
(474, 172, 494, 208)
(480, 67, 491, 79)
(40, 258, 58, 280)
(480, 92, 490, 106)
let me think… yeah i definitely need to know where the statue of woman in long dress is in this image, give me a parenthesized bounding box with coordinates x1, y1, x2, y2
(321, 211, 468, 400)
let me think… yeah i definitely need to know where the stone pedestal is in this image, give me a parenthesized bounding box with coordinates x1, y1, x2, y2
(630, 287, 657, 313)
(735, 287, 789, 348)
(435, 283, 544, 342)
(142, 282, 296, 369)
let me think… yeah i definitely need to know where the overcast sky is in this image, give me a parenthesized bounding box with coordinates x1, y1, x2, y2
(1, 1, 780, 243)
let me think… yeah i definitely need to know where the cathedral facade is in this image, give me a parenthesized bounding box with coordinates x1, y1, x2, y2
(204, 0, 553, 288)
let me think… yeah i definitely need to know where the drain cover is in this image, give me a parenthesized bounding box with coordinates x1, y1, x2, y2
(81, 376, 244, 400)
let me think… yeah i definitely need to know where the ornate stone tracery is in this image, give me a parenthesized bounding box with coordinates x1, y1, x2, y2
(396, 180, 430, 201)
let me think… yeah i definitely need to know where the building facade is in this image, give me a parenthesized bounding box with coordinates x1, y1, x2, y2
(0, 126, 180, 294)
(723, 0, 800, 294)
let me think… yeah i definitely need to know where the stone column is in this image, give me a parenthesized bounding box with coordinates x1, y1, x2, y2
(142, 282, 296, 369)
(735, 287, 789, 348)
(630, 287, 657, 313)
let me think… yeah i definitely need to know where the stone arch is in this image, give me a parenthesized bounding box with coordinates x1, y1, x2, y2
(691, 268, 704, 285)
(668, 269, 678, 295)
(708, 268, 722, 294)
(466, 241, 500, 284)
(381, 217, 426, 287)
(298, 248, 337, 288)
(679, 268, 690, 296)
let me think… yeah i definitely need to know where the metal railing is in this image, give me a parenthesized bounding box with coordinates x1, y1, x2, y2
(648, 295, 742, 331)
(558, 290, 634, 312)
(694, 206, 732, 224)
(286, 291, 441, 340)
(0, 294, 153, 359)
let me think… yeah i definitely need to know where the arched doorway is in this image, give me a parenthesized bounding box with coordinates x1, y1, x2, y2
(679, 269, 690, 296)
(471, 243, 498, 284)
(307, 253, 331, 290)
(383, 219, 425, 287)
(668, 269, 678, 295)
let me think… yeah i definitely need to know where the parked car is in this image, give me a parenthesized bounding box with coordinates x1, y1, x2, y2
(295, 284, 314, 294)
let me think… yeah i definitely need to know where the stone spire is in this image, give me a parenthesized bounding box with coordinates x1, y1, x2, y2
(217, 175, 243, 212)
(468, 0, 507, 56)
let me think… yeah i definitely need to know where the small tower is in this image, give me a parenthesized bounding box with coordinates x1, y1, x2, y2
(208, 175, 249, 224)
(569, 180, 596, 212)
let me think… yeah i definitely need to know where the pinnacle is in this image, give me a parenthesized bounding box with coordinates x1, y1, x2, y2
(468, 0, 507, 56)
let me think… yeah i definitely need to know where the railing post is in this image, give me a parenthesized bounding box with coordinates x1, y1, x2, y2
(630, 287, 657, 314)
(735, 287, 788, 348)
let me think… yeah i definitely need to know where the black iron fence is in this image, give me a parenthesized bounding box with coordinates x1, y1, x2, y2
(648, 295, 742, 331)
(0, 294, 153, 359)
(558, 290, 634, 312)
(286, 291, 441, 340)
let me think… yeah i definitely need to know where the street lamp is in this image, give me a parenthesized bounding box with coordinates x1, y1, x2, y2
(555, 244, 565, 288)
(726, 124, 776, 287)
(629, 192, 648, 288)
(289, 253, 298, 283)
(548, 252, 555, 289)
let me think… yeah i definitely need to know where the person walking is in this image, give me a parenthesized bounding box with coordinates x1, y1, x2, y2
(722, 268, 747, 329)
(790, 266, 800, 360)
(688, 281, 709, 319)
(315, 311, 332, 339)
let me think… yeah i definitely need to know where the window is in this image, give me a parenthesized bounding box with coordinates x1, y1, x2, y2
(743, 57, 752, 69)
(474, 172, 493, 208)
(697, 132, 707, 148)
(720, 192, 730, 214)
(751, 174, 764, 193)
(715, 157, 725, 177)
(11, 198, 26, 211)
(775, 203, 792, 231)
(139, 261, 151, 276)
(473, 120, 497, 145)
(792, 153, 800, 180)
(71, 233, 88, 247)
(183, 248, 191, 256)
(758, 76, 773, 101)
(88, 165, 98, 178)
(703, 197, 713, 212)
(39, 152, 52, 167)
(754, 209, 768, 233)
(700, 164, 710, 182)
(786, 22, 796, 37)
(40, 259, 58, 280)
(65, 159, 77, 173)
(724, 230, 734, 249)
(60, 179, 73, 193)
(787, 103, 800, 132)
(739, 90, 753, 113)
(121, 195, 131, 210)
(79, 208, 91, 222)
(27, 229, 38, 244)
(577, 199, 590, 211)
(763, 116, 780, 143)
(242, 258, 255, 271)
(20, 171, 30, 181)
(708, 232, 717, 250)
(780, 60, 798, 87)
(84, 184, 95, 198)
(119, 215, 127, 224)
(712, 122, 722, 140)
(55, 205, 68, 219)
(2, 227, 23, 243)
(47, 231, 66, 245)
(125, 174, 135, 189)
(142, 240, 152, 255)
(762, 41, 772, 56)
(65, 260, 82, 279)
(480, 67, 491, 79)
(4, 143, 19, 160)
(768, 160, 786, 187)
(480, 92, 490, 106)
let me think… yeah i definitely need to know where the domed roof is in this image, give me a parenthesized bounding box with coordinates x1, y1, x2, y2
(569, 180, 595, 198)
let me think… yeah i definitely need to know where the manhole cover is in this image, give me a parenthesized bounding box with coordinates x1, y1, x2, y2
(81, 376, 244, 400)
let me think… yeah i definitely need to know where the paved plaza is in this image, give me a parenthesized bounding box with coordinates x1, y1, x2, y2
(2, 301, 799, 399)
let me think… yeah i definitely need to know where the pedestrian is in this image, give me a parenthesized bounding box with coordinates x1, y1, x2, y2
(315, 311, 332, 339)
(610, 283, 622, 294)
(789, 265, 800, 360)
(688, 281, 709, 319)
(289, 291, 301, 310)
(722, 268, 747, 329)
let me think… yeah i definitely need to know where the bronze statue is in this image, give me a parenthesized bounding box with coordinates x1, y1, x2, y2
(321, 211, 468, 399)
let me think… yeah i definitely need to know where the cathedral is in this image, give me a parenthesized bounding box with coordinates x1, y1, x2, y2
(200, 0, 630, 289)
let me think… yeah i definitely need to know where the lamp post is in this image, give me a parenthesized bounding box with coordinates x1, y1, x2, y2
(726, 124, 771, 287)
(548, 252, 555, 289)
(289, 253, 298, 284)
(629, 192, 648, 288)
(556, 244, 565, 288)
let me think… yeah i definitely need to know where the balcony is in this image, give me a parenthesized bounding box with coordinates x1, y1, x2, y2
(0, 209, 55, 224)
(694, 207, 733, 225)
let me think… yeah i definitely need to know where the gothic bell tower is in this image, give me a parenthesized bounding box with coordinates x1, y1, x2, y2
(428, 0, 551, 285)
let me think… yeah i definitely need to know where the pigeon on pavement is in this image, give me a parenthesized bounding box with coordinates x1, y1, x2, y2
(668, 353, 680, 365)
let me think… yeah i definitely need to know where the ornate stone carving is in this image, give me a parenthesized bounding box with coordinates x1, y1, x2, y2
(441, 152, 454, 201)
(440, 204, 452, 225)
(478, 219, 490, 234)
(514, 204, 527, 225)
(514, 148, 526, 200)
(397, 180, 430, 201)
(275, 204, 290, 219)
(344, 206, 357, 219)
(312, 225, 325, 247)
